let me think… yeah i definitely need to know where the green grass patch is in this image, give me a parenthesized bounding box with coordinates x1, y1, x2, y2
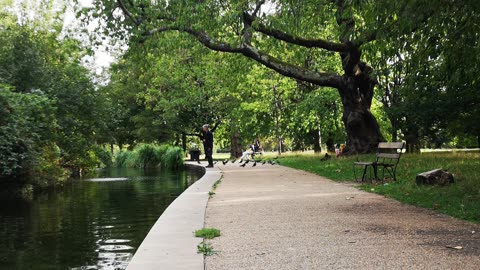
(280, 152, 480, 223)
(195, 227, 221, 239)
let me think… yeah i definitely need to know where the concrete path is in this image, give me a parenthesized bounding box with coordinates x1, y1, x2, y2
(205, 163, 480, 270)
(127, 164, 221, 270)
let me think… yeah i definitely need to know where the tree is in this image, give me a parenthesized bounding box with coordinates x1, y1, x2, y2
(364, 0, 480, 151)
(82, 0, 447, 153)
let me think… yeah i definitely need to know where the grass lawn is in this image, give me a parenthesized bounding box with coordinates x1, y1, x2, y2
(279, 151, 480, 223)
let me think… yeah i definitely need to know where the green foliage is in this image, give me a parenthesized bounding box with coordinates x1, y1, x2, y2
(162, 146, 184, 169)
(114, 144, 184, 170)
(0, 85, 60, 185)
(136, 144, 163, 168)
(114, 151, 130, 168)
(195, 228, 221, 239)
(197, 242, 216, 256)
(93, 146, 113, 168)
(0, 13, 120, 188)
(30, 144, 69, 188)
(280, 152, 480, 223)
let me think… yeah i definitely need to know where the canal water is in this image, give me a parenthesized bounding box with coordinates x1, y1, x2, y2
(0, 167, 204, 270)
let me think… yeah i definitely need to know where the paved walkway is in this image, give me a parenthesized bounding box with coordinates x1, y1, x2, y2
(205, 163, 480, 270)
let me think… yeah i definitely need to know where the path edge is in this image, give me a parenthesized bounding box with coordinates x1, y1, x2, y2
(126, 163, 222, 270)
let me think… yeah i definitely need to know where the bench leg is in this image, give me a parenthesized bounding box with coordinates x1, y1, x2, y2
(361, 165, 369, 182)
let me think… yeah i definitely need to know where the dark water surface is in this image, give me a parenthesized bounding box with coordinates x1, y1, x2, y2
(0, 167, 203, 270)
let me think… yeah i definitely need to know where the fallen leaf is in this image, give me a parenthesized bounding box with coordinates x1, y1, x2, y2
(446, 245, 463, 250)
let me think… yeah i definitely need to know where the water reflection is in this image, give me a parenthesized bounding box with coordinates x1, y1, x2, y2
(0, 167, 203, 270)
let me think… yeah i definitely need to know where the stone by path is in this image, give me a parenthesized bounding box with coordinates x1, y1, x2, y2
(205, 163, 480, 270)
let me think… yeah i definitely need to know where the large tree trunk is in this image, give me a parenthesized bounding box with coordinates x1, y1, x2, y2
(338, 68, 385, 154)
(230, 133, 242, 158)
(313, 129, 321, 153)
(181, 132, 187, 156)
(405, 129, 420, 153)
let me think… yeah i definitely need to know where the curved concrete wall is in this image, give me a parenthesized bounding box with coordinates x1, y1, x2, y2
(127, 164, 221, 270)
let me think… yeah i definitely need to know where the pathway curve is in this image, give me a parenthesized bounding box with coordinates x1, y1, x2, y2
(205, 163, 480, 270)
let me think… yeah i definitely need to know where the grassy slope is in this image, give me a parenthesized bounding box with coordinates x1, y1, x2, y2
(279, 152, 480, 223)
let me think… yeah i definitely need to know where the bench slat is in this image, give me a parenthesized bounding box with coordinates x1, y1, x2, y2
(378, 142, 404, 149)
(377, 153, 401, 159)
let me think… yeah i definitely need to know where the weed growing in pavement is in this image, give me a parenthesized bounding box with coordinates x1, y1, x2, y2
(197, 242, 216, 256)
(195, 228, 221, 239)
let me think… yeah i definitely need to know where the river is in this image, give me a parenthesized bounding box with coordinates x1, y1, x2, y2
(0, 167, 203, 270)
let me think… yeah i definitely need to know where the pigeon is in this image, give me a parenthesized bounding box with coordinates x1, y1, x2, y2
(245, 159, 250, 164)
(267, 160, 273, 165)
(231, 159, 236, 163)
(240, 163, 247, 167)
(262, 160, 267, 165)
(197, 160, 201, 164)
(214, 161, 218, 165)
(252, 161, 257, 167)
(222, 159, 229, 165)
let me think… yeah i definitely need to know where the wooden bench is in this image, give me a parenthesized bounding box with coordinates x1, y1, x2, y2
(353, 142, 405, 182)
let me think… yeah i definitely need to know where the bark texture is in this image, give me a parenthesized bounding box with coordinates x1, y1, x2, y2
(230, 133, 242, 158)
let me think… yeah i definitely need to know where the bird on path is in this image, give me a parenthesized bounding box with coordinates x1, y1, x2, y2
(262, 160, 267, 165)
(197, 160, 201, 164)
(245, 159, 250, 164)
(240, 163, 247, 167)
(213, 161, 218, 165)
(231, 159, 236, 163)
(222, 159, 229, 165)
(252, 161, 257, 167)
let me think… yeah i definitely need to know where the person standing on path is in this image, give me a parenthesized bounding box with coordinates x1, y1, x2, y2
(202, 124, 214, 168)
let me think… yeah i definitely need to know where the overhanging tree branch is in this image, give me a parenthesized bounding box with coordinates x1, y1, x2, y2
(145, 26, 342, 88)
(240, 44, 342, 88)
(244, 13, 349, 52)
(117, 0, 140, 25)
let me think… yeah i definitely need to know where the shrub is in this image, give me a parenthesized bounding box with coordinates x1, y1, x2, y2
(94, 146, 113, 168)
(135, 144, 162, 168)
(162, 146, 184, 169)
(114, 144, 184, 170)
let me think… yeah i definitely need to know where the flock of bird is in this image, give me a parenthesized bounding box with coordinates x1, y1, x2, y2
(213, 157, 280, 167)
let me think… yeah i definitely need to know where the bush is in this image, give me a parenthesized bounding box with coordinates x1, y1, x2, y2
(94, 146, 113, 168)
(114, 151, 129, 167)
(162, 146, 184, 169)
(30, 144, 68, 188)
(135, 144, 162, 168)
(114, 144, 184, 169)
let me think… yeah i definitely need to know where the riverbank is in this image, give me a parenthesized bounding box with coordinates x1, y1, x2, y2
(126, 163, 222, 270)
(205, 163, 480, 269)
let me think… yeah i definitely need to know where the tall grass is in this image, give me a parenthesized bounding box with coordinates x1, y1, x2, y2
(280, 152, 480, 223)
(114, 144, 184, 170)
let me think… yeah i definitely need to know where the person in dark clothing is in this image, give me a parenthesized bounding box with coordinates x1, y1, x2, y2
(202, 124, 214, 168)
